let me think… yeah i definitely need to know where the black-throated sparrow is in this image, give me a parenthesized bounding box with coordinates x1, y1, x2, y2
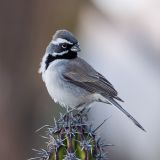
(39, 29, 145, 131)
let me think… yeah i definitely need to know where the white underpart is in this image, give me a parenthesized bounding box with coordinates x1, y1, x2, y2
(51, 38, 73, 45)
(92, 93, 109, 103)
(42, 60, 109, 108)
(39, 53, 48, 74)
(42, 60, 89, 108)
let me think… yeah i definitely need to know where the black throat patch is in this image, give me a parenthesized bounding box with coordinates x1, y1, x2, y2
(45, 52, 77, 70)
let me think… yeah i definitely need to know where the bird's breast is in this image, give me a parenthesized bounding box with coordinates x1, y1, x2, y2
(42, 61, 89, 108)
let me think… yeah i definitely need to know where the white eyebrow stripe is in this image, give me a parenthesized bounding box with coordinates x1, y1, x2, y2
(51, 38, 73, 45)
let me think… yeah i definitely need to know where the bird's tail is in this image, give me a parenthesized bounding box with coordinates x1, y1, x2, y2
(107, 97, 146, 132)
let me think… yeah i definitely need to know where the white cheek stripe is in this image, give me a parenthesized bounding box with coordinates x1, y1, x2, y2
(38, 50, 68, 75)
(51, 38, 73, 45)
(51, 50, 68, 56)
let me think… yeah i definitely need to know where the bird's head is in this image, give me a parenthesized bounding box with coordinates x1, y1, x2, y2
(49, 30, 81, 56)
(39, 30, 81, 73)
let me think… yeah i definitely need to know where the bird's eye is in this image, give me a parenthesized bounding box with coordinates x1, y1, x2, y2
(61, 43, 67, 49)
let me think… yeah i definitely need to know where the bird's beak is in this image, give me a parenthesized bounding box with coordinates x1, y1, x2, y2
(71, 43, 81, 52)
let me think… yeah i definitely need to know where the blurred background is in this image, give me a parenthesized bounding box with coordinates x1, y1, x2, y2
(0, 0, 160, 159)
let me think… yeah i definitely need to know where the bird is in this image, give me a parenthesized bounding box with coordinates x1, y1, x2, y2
(39, 29, 145, 131)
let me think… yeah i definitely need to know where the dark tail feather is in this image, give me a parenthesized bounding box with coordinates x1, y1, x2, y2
(114, 96, 124, 102)
(107, 97, 146, 132)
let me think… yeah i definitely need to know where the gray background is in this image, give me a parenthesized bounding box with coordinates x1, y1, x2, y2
(0, 0, 160, 159)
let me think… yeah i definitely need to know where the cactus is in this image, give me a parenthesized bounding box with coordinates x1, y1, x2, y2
(29, 108, 110, 160)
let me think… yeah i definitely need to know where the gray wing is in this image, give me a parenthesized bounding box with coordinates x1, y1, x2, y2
(63, 58, 123, 102)
(63, 58, 146, 131)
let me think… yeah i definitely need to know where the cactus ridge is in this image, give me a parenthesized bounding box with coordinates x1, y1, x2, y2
(29, 108, 110, 160)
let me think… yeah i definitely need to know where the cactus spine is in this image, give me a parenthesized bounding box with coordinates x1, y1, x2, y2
(29, 108, 110, 160)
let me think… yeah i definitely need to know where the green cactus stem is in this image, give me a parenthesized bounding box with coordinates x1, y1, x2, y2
(29, 108, 111, 160)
